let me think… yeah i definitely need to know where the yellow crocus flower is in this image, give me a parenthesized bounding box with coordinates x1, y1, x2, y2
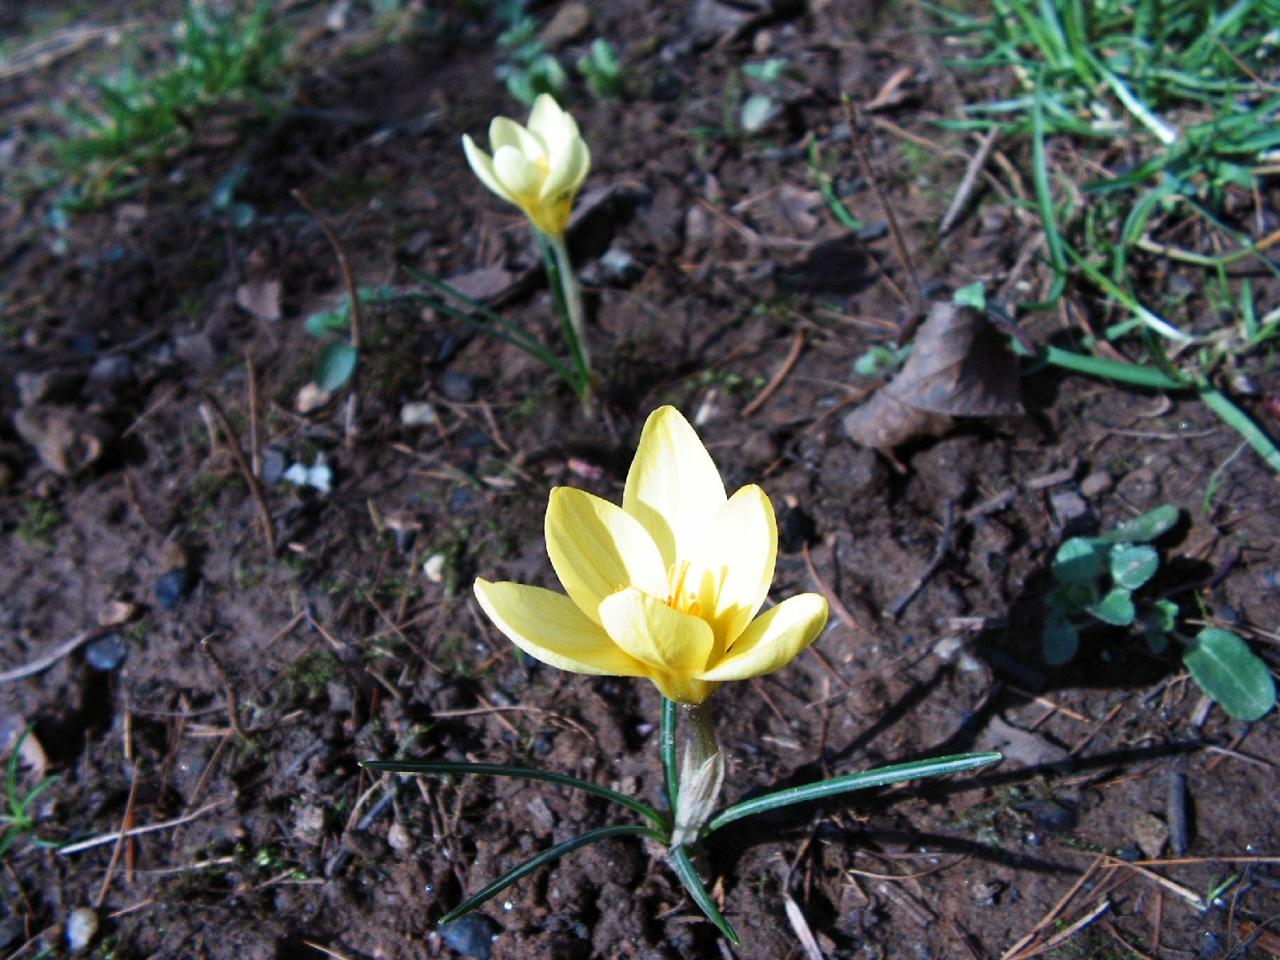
(461, 93, 591, 238)
(474, 406, 829, 704)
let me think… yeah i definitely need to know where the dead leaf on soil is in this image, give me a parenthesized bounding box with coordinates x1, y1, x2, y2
(844, 301, 1023, 450)
(235, 275, 282, 323)
(977, 715, 1070, 770)
(12, 404, 113, 476)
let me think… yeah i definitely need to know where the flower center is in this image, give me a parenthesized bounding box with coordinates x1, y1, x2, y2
(665, 561, 702, 617)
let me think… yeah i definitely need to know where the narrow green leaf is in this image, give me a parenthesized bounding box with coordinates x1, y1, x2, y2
(1037, 346, 1188, 391)
(361, 760, 668, 831)
(1042, 609, 1079, 665)
(1199, 386, 1280, 476)
(661, 698, 679, 815)
(439, 823, 662, 925)
(1110, 544, 1159, 590)
(1053, 538, 1103, 585)
(313, 342, 357, 391)
(1088, 587, 1136, 626)
(669, 844, 740, 944)
(703, 752, 1002, 836)
(1098, 504, 1180, 544)
(1182, 628, 1275, 722)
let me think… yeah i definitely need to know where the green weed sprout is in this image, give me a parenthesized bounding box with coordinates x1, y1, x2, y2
(50, 2, 283, 208)
(0, 726, 60, 859)
(1043, 505, 1274, 721)
(494, 6, 567, 106)
(365, 406, 1001, 943)
(577, 38, 624, 100)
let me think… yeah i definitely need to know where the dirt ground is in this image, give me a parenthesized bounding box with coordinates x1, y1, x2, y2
(1, 2, 1278, 958)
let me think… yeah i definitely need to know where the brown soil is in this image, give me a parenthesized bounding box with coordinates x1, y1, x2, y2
(1, 3, 1278, 959)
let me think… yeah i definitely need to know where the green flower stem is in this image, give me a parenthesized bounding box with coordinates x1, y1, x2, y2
(361, 760, 668, 832)
(439, 823, 665, 925)
(703, 751, 1003, 837)
(548, 231, 589, 370)
(661, 697, 679, 814)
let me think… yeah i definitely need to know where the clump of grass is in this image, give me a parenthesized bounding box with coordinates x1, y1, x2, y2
(935, 0, 1280, 472)
(49, 2, 286, 208)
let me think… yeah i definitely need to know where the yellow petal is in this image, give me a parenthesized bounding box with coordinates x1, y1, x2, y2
(545, 487, 668, 623)
(598, 587, 714, 677)
(462, 135, 513, 205)
(474, 579, 648, 677)
(696, 593, 828, 681)
(489, 116, 545, 163)
(541, 133, 590, 202)
(691, 484, 777, 650)
(622, 406, 726, 568)
(526, 93, 570, 148)
(493, 145, 543, 200)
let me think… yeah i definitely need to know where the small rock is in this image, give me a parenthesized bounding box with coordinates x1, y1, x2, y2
(259, 446, 286, 485)
(598, 245, 641, 285)
(98, 599, 138, 627)
(439, 371, 476, 403)
(294, 804, 326, 843)
(439, 914, 500, 960)
(174, 333, 216, 372)
(539, 0, 590, 46)
(400, 401, 439, 428)
(1048, 487, 1092, 535)
(155, 568, 193, 611)
(65, 907, 98, 953)
(423, 553, 446, 583)
(86, 354, 133, 393)
(295, 383, 332, 414)
(387, 822, 413, 854)
(13, 405, 113, 475)
(84, 633, 128, 671)
(16, 369, 81, 406)
(1080, 469, 1114, 498)
(235, 275, 282, 323)
(1133, 811, 1169, 859)
(283, 460, 332, 495)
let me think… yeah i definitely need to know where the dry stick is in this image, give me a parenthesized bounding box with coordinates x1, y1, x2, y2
(743, 330, 805, 417)
(1001, 855, 1105, 959)
(940, 127, 1000, 235)
(199, 636, 252, 741)
(200, 393, 276, 553)
(292, 189, 362, 450)
(842, 96, 922, 301)
(58, 801, 228, 856)
(0, 630, 100, 683)
(245, 350, 261, 479)
(96, 763, 140, 909)
(887, 500, 956, 618)
(1008, 900, 1111, 960)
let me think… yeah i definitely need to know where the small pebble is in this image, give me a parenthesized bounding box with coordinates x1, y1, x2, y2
(439, 371, 476, 403)
(387, 822, 413, 854)
(65, 907, 98, 953)
(400, 401, 439, 428)
(155, 568, 192, 611)
(599, 245, 641, 285)
(439, 914, 499, 960)
(259, 447, 286, 486)
(423, 553, 446, 583)
(1079, 469, 1113, 498)
(84, 633, 128, 672)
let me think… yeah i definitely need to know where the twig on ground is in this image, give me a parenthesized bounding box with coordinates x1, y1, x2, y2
(58, 801, 228, 856)
(96, 762, 140, 909)
(887, 501, 956, 618)
(940, 128, 999, 235)
(200, 393, 275, 553)
(292, 189, 362, 449)
(742, 330, 805, 417)
(0, 631, 100, 683)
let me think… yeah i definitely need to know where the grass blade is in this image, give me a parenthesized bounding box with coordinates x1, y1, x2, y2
(704, 752, 1002, 836)
(361, 760, 668, 831)
(1199, 385, 1280, 475)
(439, 823, 662, 924)
(669, 844, 740, 944)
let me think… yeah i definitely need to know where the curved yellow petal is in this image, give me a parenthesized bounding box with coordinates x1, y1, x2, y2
(598, 587, 714, 677)
(489, 116, 545, 162)
(545, 487, 668, 623)
(541, 133, 590, 201)
(474, 579, 648, 677)
(622, 406, 726, 569)
(696, 593, 828, 682)
(692, 484, 777, 650)
(462, 135, 513, 205)
(526, 93, 570, 148)
(492, 145, 542, 201)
